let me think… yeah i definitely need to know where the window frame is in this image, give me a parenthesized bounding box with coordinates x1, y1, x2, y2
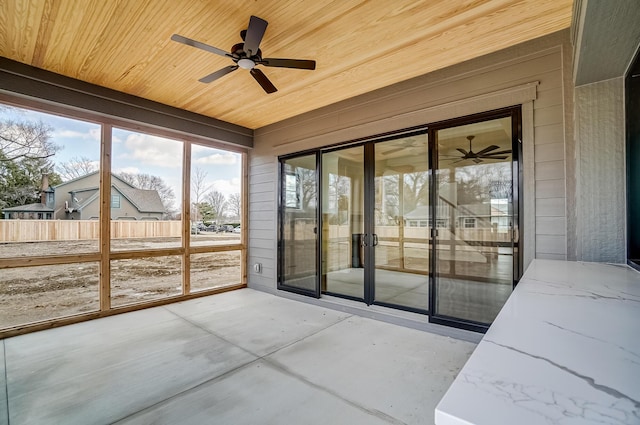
(626, 47, 640, 270)
(463, 218, 476, 228)
(0, 93, 248, 338)
(111, 194, 121, 209)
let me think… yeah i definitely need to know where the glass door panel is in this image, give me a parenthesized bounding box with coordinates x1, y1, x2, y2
(434, 117, 514, 324)
(279, 154, 319, 295)
(373, 135, 430, 311)
(322, 147, 365, 300)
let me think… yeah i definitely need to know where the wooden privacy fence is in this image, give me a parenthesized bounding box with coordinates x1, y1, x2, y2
(0, 220, 182, 242)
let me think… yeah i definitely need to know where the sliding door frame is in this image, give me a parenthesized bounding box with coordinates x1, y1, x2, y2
(277, 150, 321, 297)
(277, 107, 523, 332)
(428, 106, 522, 332)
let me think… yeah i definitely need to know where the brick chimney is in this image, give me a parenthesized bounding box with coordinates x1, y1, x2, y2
(40, 171, 49, 204)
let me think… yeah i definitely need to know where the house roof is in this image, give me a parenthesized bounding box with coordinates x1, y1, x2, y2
(404, 205, 430, 220)
(114, 185, 165, 213)
(2, 203, 54, 213)
(53, 170, 100, 190)
(69, 184, 164, 214)
(404, 204, 451, 220)
(53, 172, 164, 214)
(55, 171, 136, 190)
(0, 1, 573, 129)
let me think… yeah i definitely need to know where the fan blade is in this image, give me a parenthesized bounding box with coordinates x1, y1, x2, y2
(244, 16, 268, 56)
(481, 149, 512, 156)
(478, 155, 508, 160)
(198, 66, 238, 83)
(383, 147, 405, 155)
(250, 68, 277, 93)
(261, 58, 316, 70)
(456, 148, 469, 156)
(171, 34, 230, 58)
(475, 145, 500, 156)
(473, 158, 483, 163)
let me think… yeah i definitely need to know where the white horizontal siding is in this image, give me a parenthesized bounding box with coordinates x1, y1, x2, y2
(534, 87, 563, 109)
(536, 217, 566, 235)
(536, 198, 566, 217)
(535, 161, 565, 181)
(536, 235, 567, 255)
(247, 154, 278, 289)
(534, 143, 564, 162)
(534, 123, 564, 145)
(536, 180, 566, 198)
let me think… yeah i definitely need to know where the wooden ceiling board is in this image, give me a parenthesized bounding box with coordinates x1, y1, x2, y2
(0, 0, 573, 129)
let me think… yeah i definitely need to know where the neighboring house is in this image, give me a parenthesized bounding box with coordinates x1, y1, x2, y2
(1, 173, 55, 220)
(1, 202, 54, 220)
(404, 203, 509, 230)
(2, 171, 165, 220)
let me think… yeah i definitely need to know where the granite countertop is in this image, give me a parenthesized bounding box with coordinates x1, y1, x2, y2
(435, 259, 640, 425)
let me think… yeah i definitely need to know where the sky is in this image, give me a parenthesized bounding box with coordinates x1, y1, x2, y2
(1, 104, 242, 212)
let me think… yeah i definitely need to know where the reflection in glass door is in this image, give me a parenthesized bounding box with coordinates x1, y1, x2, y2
(373, 135, 430, 311)
(433, 116, 516, 324)
(279, 154, 319, 296)
(321, 146, 365, 300)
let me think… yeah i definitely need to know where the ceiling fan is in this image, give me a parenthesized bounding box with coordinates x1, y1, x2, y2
(382, 138, 425, 156)
(451, 135, 511, 163)
(171, 15, 316, 94)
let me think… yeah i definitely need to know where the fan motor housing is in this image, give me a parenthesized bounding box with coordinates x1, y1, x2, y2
(231, 43, 261, 60)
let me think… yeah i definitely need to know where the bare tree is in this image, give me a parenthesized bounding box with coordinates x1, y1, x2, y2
(227, 192, 241, 219)
(405, 172, 429, 207)
(191, 167, 212, 222)
(0, 118, 58, 162)
(205, 190, 227, 221)
(298, 168, 317, 210)
(117, 172, 176, 214)
(1, 110, 61, 209)
(57, 156, 98, 181)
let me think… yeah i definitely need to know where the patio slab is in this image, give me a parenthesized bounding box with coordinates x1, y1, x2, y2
(2, 288, 476, 425)
(117, 360, 395, 425)
(165, 289, 351, 356)
(5, 307, 256, 425)
(268, 315, 476, 425)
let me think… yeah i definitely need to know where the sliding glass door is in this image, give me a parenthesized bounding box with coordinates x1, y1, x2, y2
(321, 146, 365, 300)
(278, 107, 521, 330)
(320, 133, 430, 311)
(278, 154, 319, 296)
(431, 113, 518, 327)
(373, 135, 430, 311)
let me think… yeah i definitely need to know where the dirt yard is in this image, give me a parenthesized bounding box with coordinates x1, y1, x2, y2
(0, 233, 242, 329)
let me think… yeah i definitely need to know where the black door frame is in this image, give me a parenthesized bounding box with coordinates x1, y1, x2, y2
(277, 107, 523, 332)
(427, 106, 522, 332)
(277, 150, 321, 298)
(317, 129, 431, 308)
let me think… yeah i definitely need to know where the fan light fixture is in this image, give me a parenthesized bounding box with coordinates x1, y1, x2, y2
(171, 15, 316, 94)
(237, 58, 255, 70)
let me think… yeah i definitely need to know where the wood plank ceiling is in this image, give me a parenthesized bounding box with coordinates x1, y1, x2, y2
(0, 0, 573, 130)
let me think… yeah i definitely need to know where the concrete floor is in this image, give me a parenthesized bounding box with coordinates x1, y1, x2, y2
(1, 289, 476, 425)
